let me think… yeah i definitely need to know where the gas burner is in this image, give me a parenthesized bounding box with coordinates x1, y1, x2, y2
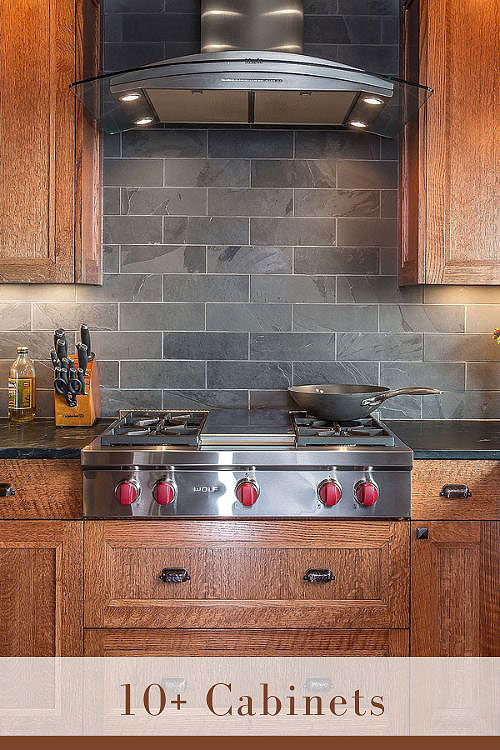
(291, 412, 395, 447)
(101, 410, 207, 447)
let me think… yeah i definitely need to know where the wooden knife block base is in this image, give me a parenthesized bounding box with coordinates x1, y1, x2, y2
(54, 357, 101, 427)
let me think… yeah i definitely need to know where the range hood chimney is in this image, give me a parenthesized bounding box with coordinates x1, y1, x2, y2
(72, 0, 432, 137)
(201, 0, 304, 54)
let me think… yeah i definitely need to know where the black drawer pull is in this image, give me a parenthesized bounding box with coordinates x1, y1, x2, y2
(440, 484, 472, 499)
(159, 568, 190, 584)
(303, 568, 334, 584)
(0, 483, 15, 497)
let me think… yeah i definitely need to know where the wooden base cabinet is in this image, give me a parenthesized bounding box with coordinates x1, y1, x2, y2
(411, 521, 499, 655)
(0, 521, 83, 656)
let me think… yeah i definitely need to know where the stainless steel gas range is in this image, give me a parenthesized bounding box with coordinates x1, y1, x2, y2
(81, 409, 412, 519)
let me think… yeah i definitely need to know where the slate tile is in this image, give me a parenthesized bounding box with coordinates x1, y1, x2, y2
(121, 360, 205, 389)
(251, 333, 336, 361)
(337, 276, 423, 303)
(208, 130, 293, 158)
(378, 395, 422, 419)
(103, 159, 163, 186)
(251, 159, 336, 188)
(379, 305, 465, 333)
(77, 274, 162, 302)
(207, 245, 293, 274)
(0, 303, 31, 331)
(91, 332, 162, 359)
(379, 247, 397, 275)
(294, 246, 379, 275)
(250, 218, 336, 246)
(207, 361, 292, 389)
(208, 188, 293, 217)
(206, 303, 292, 332)
(122, 129, 207, 157)
(121, 187, 207, 216)
(293, 304, 378, 332)
(122, 13, 200, 43)
(120, 303, 204, 331)
(380, 190, 398, 218)
(103, 187, 121, 215)
(99, 361, 119, 389)
(466, 363, 500, 391)
(163, 274, 248, 302)
(164, 159, 250, 187)
(0, 285, 76, 302)
(422, 391, 500, 419)
(162, 389, 248, 409)
(293, 361, 379, 386)
(304, 1, 339, 14)
(337, 160, 398, 189)
(338, 1, 398, 14)
(336, 45, 398, 75)
(104, 43, 165, 71)
(337, 218, 397, 246)
(294, 189, 379, 217)
(424, 334, 500, 362)
(32, 303, 118, 331)
(0, 332, 70, 360)
(121, 245, 206, 273)
(250, 390, 290, 408)
(465, 305, 500, 333)
(101, 389, 163, 417)
(103, 216, 163, 244)
(163, 332, 248, 359)
(380, 362, 465, 391)
(163, 216, 249, 245)
(337, 332, 423, 361)
(251, 275, 336, 303)
(304, 16, 381, 44)
(105, 1, 164, 11)
(295, 130, 380, 159)
(103, 245, 120, 273)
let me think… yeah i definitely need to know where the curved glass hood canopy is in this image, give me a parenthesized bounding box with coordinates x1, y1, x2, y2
(71, 0, 431, 138)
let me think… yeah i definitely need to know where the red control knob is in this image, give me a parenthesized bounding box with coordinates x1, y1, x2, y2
(355, 480, 379, 507)
(153, 480, 176, 506)
(318, 480, 342, 507)
(115, 480, 140, 506)
(235, 480, 259, 507)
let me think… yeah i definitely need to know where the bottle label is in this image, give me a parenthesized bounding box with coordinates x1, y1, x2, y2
(8, 378, 33, 409)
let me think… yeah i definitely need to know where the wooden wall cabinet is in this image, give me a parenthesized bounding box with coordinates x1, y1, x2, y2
(0, 521, 83, 656)
(411, 521, 499, 655)
(0, 0, 101, 284)
(399, 0, 499, 284)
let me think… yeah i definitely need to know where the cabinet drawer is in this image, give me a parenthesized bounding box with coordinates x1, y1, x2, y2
(84, 628, 409, 657)
(0, 459, 82, 519)
(412, 461, 500, 520)
(84, 521, 409, 629)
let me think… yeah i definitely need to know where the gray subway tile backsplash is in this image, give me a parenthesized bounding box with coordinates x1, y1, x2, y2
(1, 1, 496, 419)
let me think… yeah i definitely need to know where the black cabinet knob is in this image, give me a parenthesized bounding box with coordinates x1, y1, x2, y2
(0, 483, 15, 497)
(440, 484, 472, 499)
(159, 568, 190, 584)
(303, 568, 335, 583)
(416, 527, 428, 539)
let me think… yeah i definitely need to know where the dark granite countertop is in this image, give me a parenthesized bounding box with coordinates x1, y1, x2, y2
(388, 420, 500, 460)
(0, 419, 109, 459)
(0, 418, 498, 461)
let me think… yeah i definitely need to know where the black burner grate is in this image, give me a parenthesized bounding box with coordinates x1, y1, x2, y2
(291, 412, 395, 447)
(101, 410, 207, 446)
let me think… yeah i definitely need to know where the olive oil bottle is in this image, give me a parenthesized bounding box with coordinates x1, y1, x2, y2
(8, 346, 36, 423)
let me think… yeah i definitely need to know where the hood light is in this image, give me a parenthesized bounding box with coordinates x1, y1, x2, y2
(265, 8, 303, 15)
(119, 93, 141, 102)
(362, 96, 383, 105)
(349, 120, 368, 128)
(135, 117, 153, 126)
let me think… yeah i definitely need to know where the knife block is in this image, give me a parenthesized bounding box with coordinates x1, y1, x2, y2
(54, 356, 101, 427)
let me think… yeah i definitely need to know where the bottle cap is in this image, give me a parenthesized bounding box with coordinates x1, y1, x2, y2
(16, 346, 28, 353)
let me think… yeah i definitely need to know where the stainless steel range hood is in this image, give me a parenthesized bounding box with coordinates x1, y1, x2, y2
(72, 0, 432, 137)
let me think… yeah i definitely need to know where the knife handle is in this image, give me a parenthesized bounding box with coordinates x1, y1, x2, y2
(77, 368, 86, 395)
(56, 337, 67, 362)
(80, 324, 92, 358)
(76, 343, 88, 374)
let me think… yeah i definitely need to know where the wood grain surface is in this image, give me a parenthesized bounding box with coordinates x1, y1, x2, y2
(0, 521, 83, 655)
(0, 459, 82, 519)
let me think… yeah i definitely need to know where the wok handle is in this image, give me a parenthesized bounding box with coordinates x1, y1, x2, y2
(361, 387, 442, 407)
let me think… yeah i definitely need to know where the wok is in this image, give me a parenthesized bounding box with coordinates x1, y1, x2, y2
(288, 384, 441, 421)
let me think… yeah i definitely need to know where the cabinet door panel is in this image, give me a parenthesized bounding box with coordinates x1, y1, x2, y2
(0, 521, 83, 655)
(0, 0, 74, 282)
(411, 521, 499, 655)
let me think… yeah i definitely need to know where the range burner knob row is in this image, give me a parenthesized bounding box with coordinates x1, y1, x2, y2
(318, 479, 342, 507)
(153, 480, 176, 506)
(235, 479, 260, 507)
(115, 479, 140, 506)
(354, 480, 379, 507)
